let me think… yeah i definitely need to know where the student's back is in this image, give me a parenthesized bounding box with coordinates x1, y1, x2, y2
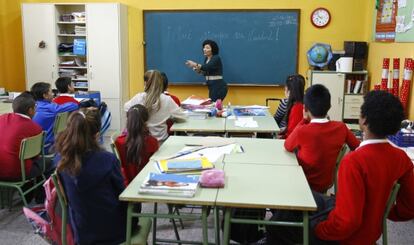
(0, 93, 42, 180)
(316, 141, 414, 244)
(55, 108, 126, 245)
(57, 151, 126, 245)
(285, 120, 359, 192)
(284, 84, 360, 192)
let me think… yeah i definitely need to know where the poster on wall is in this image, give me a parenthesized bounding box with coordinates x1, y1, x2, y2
(375, 0, 414, 42)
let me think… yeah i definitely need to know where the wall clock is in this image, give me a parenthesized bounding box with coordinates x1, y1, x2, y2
(311, 8, 331, 28)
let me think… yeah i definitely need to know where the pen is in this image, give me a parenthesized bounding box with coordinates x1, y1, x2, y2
(166, 146, 206, 160)
(240, 145, 245, 153)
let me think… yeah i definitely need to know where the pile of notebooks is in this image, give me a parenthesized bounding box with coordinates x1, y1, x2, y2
(139, 173, 199, 197)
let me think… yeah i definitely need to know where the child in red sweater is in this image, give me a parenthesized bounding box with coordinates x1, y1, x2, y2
(262, 91, 414, 245)
(314, 90, 414, 244)
(115, 104, 159, 185)
(285, 84, 360, 193)
(277, 74, 305, 139)
(53, 77, 79, 105)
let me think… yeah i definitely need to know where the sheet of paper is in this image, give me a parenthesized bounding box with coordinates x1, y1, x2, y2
(234, 117, 258, 128)
(175, 144, 237, 162)
(398, 0, 407, 8)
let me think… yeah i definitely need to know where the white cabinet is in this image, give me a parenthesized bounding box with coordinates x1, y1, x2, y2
(310, 71, 368, 122)
(21, 3, 129, 131)
(22, 4, 58, 86)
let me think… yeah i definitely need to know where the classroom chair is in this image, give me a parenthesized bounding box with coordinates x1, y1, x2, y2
(265, 97, 282, 107)
(0, 132, 45, 207)
(382, 182, 401, 245)
(333, 144, 349, 194)
(53, 112, 69, 136)
(110, 132, 183, 238)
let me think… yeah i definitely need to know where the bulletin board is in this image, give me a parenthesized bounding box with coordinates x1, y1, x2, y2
(375, 0, 414, 42)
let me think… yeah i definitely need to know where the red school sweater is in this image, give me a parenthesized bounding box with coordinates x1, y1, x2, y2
(0, 113, 42, 180)
(284, 120, 360, 192)
(315, 142, 414, 245)
(115, 133, 159, 185)
(53, 95, 80, 105)
(283, 102, 303, 139)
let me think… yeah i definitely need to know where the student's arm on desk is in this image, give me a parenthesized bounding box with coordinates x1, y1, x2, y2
(168, 98, 187, 122)
(388, 163, 414, 221)
(344, 125, 361, 150)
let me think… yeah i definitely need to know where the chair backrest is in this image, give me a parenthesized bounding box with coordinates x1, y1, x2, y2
(333, 144, 349, 194)
(110, 132, 121, 164)
(382, 182, 400, 245)
(19, 132, 45, 181)
(51, 172, 74, 245)
(53, 112, 69, 135)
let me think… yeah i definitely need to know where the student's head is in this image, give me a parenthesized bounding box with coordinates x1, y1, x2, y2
(360, 90, 404, 138)
(30, 82, 53, 101)
(304, 84, 331, 118)
(143, 70, 163, 113)
(56, 108, 101, 175)
(12, 92, 36, 118)
(284, 74, 305, 121)
(285, 74, 305, 102)
(202, 39, 219, 56)
(161, 72, 169, 92)
(126, 104, 150, 165)
(55, 77, 75, 94)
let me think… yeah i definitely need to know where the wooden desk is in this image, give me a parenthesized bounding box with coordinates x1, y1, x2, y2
(119, 160, 223, 245)
(223, 138, 297, 165)
(171, 117, 226, 135)
(216, 164, 316, 245)
(225, 110, 279, 137)
(0, 102, 12, 115)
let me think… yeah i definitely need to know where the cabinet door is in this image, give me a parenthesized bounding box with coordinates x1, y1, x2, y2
(86, 3, 120, 99)
(21, 4, 57, 90)
(311, 73, 345, 121)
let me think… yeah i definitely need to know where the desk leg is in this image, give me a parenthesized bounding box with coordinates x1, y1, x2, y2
(222, 208, 231, 245)
(201, 206, 208, 245)
(303, 211, 309, 245)
(214, 206, 220, 245)
(125, 203, 133, 245)
(152, 203, 158, 245)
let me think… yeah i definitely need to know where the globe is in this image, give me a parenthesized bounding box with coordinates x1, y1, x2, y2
(309, 46, 328, 63)
(307, 43, 333, 69)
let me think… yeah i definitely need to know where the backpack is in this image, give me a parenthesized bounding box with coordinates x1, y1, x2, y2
(23, 177, 75, 245)
(99, 101, 111, 136)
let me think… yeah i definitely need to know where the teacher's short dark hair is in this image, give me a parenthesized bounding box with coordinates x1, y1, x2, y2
(202, 40, 219, 55)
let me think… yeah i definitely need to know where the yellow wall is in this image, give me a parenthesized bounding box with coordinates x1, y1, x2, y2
(7, 0, 410, 116)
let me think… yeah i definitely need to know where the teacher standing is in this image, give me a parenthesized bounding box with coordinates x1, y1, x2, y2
(185, 40, 228, 102)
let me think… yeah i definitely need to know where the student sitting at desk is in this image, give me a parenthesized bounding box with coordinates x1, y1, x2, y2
(277, 74, 305, 139)
(0, 92, 43, 180)
(161, 72, 180, 135)
(124, 70, 187, 143)
(31, 82, 78, 153)
(55, 108, 129, 245)
(115, 104, 159, 185)
(284, 84, 360, 193)
(261, 91, 414, 245)
(53, 77, 79, 105)
(314, 91, 414, 244)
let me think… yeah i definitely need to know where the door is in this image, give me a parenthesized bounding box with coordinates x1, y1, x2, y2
(21, 4, 57, 90)
(86, 3, 120, 99)
(311, 72, 345, 121)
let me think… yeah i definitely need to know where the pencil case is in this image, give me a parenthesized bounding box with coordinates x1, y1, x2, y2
(200, 169, 225, 188)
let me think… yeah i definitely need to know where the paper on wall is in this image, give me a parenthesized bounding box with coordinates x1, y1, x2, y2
(398, 0, 407, 8)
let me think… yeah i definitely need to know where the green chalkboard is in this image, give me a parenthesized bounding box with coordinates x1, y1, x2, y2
(144, 10, 300, 86)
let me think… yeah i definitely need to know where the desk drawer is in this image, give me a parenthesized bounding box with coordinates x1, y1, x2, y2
(343, 95, 363, 119)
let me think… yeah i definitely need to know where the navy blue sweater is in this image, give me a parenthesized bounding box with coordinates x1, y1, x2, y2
(56, 151, 126, 245)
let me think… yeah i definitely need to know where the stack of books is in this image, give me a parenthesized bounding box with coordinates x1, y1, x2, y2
(156, 157, 214, 174)
(139, 173, 199, 197)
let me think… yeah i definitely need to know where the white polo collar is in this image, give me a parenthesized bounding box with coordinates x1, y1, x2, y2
(359, 139, 388, 148)
(310, 118, 329, 123)
(15, 113, 31, 120)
